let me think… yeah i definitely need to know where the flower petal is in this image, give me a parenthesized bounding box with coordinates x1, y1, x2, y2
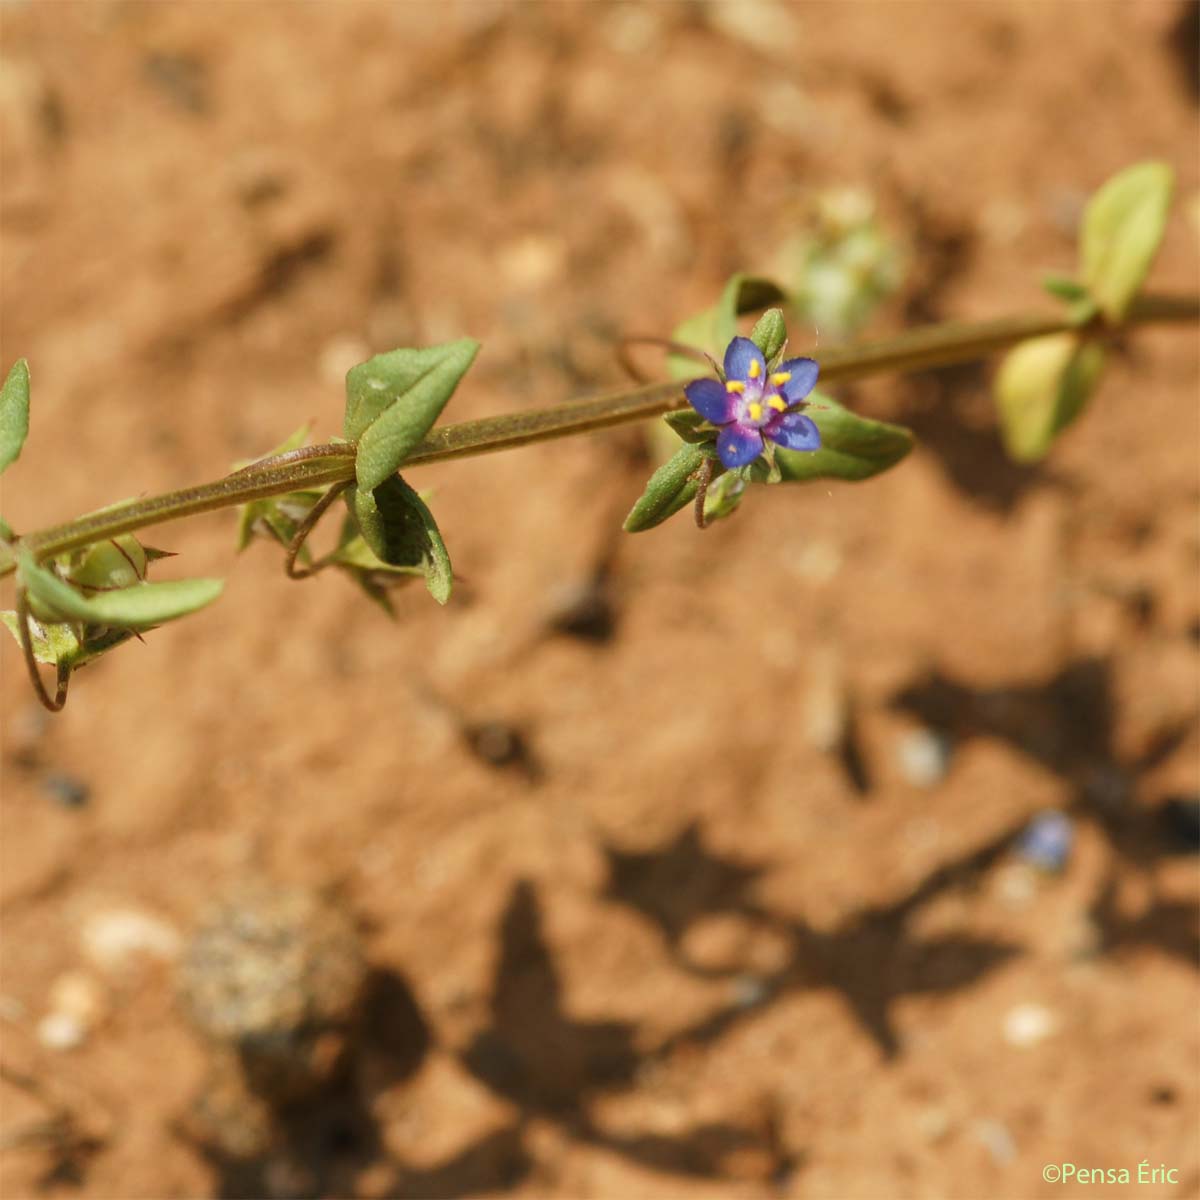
(716, 423, 764, 468)
(774, 357, 819, 404)
(684, 378, 736, 425)
(723, 336, 766, 385)
(767, 410, 821, 452)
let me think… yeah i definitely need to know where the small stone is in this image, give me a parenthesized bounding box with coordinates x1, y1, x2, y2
(1003, 1002, 1058, 1047)
(994, 863, 1037, 907)
(81, 907, 183, 975)
(973, 1118, 1017, 1165)
(731, 975, 769, 1010)
(48, 970, 105, 1023)
(178, 882, 367, 1104)
(915, 1107, 951, 1142)
(544, 577, 615, 643)
(803, 645, 847, 753)
(1015, 810, 1073, 873)
(37, 1010, 87, 1051)
(897, 729, 952, 787)
(41, 772, 89, 809)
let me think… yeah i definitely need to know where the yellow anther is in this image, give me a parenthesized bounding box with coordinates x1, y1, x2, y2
(725, 380, 746, 394)
(748, 359, 762, 379)
(747, 401, 764, 423)
(768, 396, 787, 412)
(770, 371, 792, 386)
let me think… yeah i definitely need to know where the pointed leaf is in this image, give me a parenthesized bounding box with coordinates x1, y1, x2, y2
(774, 392, 914, 482)
(19, 552, 223, 629)
(1, 611, 136, 668)
(1080, 161, 1174, 321)
(346, 475, 453, 604)
(624, 442, 720, 533)
(345, 339, 480, 491)
(662, 409, 714, 444)
(995, 333, 1106, 462)
(0, 359, 31, 475)
(750, 308, 788, 363)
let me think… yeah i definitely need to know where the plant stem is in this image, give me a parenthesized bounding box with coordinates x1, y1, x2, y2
(1, 292, 1195, 580)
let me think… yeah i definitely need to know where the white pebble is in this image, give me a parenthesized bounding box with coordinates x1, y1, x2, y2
(1003, 1002, 1059, 1047)
(974, 1118, 1017, 1165)
(48, 971, 105, 1026)
(897, 729, 951, 787)
(81, 907, 182, 975)
(37, 1011, 87, 1051)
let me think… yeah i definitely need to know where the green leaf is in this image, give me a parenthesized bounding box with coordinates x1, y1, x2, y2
(328, 523, 422, 618)
(750, 308, 788, 363)
(236, 488, 327, 554)
(623, 442, 720, 533)
(662, 409, 714, 444)
(345, 475, 453, 604)
(19, 551, 223, 630)
(345, 339, 480, 492)
(667, 275, 787, 379)
(0, 516, 13, 541)
(775, 392, 914, 482)
(0, 359, 31, 475)
(1080, 161, 1174, 321)
(995, 333, 1106, 462)
(0, 610, 137, 668)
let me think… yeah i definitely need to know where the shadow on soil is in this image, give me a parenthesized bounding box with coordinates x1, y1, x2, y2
(189, 657, 1193, 1198)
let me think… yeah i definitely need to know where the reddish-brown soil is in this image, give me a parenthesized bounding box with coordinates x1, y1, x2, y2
(1, 3, 1198, 1198)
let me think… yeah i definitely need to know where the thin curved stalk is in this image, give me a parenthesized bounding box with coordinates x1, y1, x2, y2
(16, 587, 70, 712)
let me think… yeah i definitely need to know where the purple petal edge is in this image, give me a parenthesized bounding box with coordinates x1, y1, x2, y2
(717, 423, 764, 468)
(723, 337, 766, 385)
(684, 377, 736, 425)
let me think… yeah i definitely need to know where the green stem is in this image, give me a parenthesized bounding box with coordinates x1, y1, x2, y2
(2, 292, 1195, 579)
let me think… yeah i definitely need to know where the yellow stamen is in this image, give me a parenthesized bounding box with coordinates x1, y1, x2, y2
(748, 359, 762, 379)
(725, 380, 746, 394)
(768, 396, 787, 412)
(747, 401, 764, 423)
(770, 371, 791, 386)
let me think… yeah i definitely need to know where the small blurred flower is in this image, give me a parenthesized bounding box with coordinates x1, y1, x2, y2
(684, 336, 820, 469)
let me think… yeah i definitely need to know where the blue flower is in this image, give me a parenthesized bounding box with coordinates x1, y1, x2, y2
(684, 337, 821, 469)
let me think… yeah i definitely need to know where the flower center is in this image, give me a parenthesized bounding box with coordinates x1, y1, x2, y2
(725, 367, 795, 428)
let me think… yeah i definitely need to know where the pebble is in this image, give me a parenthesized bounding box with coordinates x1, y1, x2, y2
(81, 907, 183, 975)
(994, 863, 1037, 908)
(1015, 810, 1074, 873)
(37, 1010, 87, 1051)
(803, 646, 847, 753)
(1003, 1002, 1059, 1047)
(37, 970, 107, 1051)
(178, 881, 367, 1105)
(41, 771, 90, 809)
(897, 728, 952, 787)
(974, 1118, 1017, 1166)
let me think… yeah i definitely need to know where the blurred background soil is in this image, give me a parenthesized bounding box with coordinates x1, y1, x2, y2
(1, 2, 1198, 1197)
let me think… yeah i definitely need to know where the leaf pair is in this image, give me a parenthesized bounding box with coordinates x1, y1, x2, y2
(998, 161, 1175, 461)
